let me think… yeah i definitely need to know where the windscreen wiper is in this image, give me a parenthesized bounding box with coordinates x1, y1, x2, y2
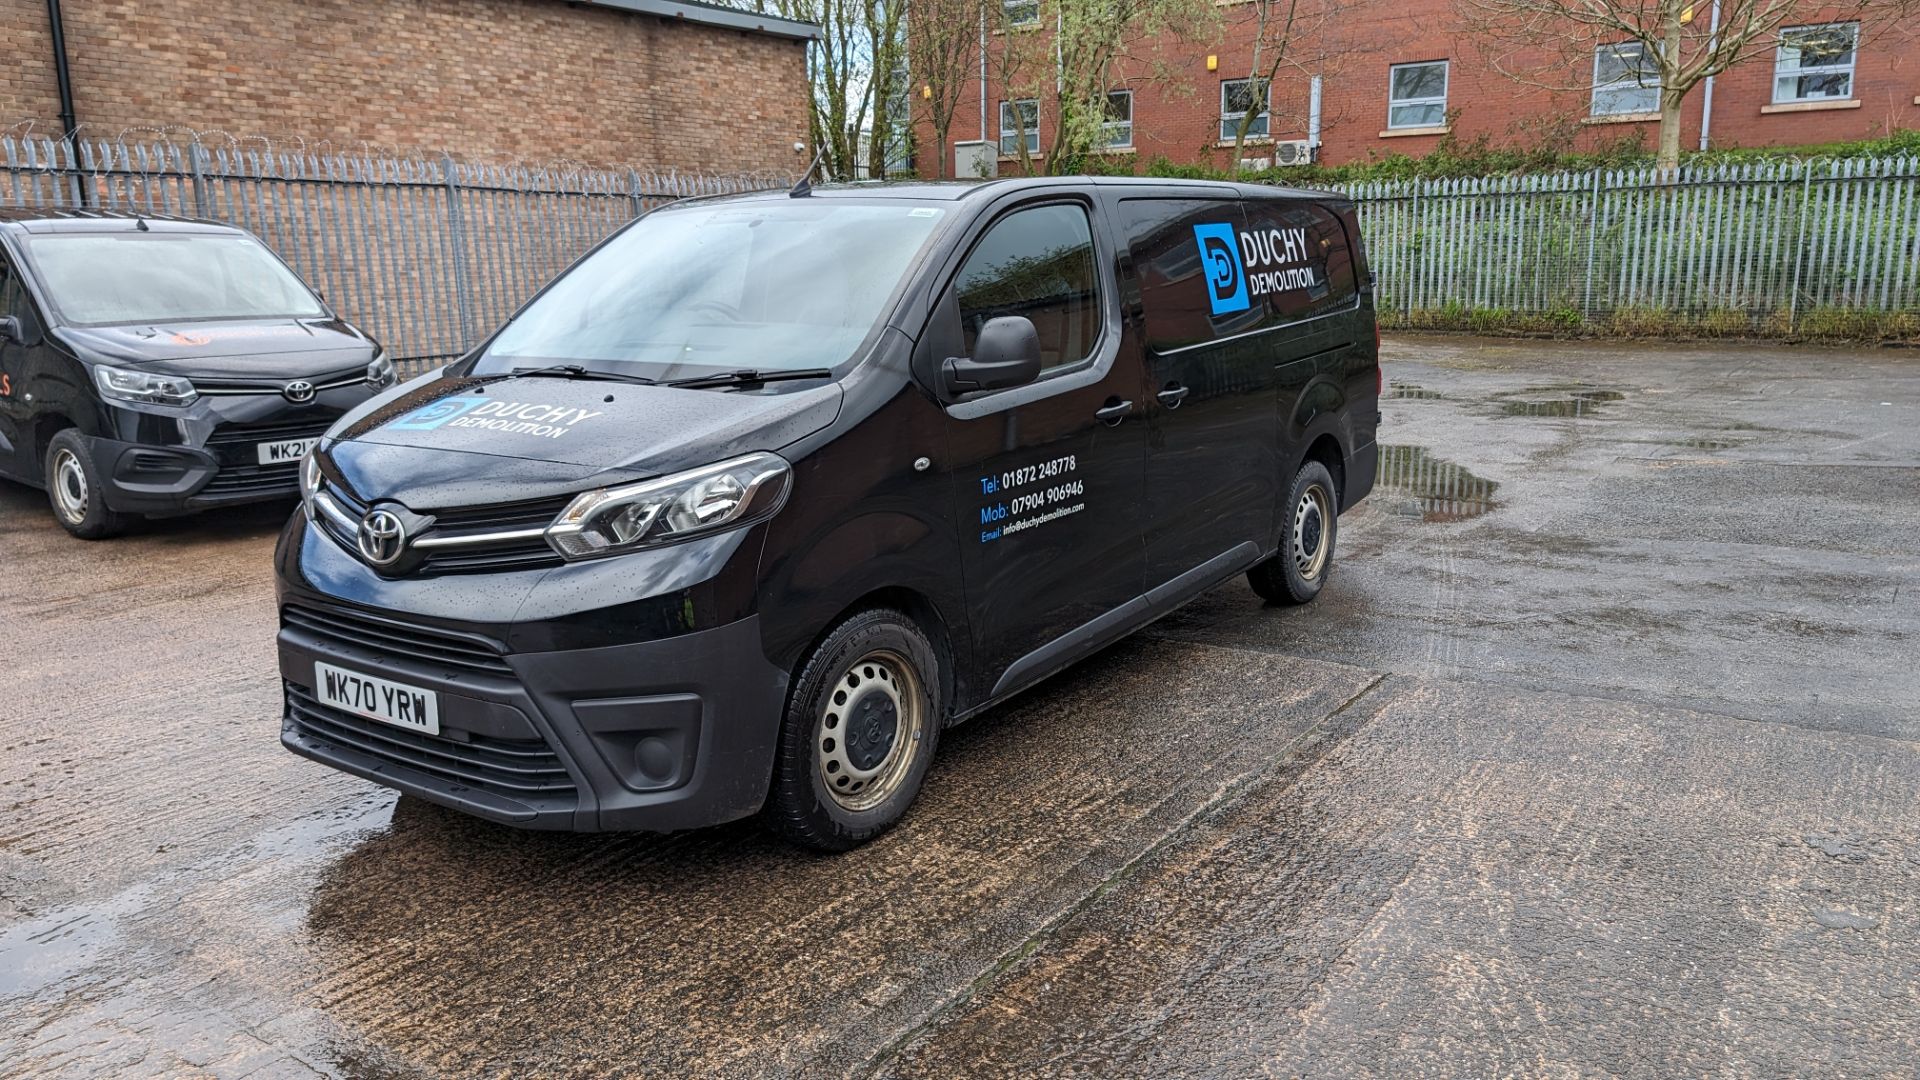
(469, 363, 658, 386)
(665, 368, 834, 390)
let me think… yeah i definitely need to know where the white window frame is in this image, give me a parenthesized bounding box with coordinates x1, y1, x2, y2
(1001, 0, 1039, 28)
(999, 99, 1039, 156)
(1219, 78, 1270, 142)
(1387, 60, 1449, 130)
(1773, 23, 1859, 105)
(1590, 42, 1660, 117)
(1103, 90, 1134, 148)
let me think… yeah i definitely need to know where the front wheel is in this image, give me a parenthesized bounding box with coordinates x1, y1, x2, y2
(44, 430, 134, 540)
(762, 608, 943, 851)
(1248, 460, 1338, 606)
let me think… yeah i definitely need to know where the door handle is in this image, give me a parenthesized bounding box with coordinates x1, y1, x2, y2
(1156, 384, 1190, 409)
(1094, 398, 1133, 426)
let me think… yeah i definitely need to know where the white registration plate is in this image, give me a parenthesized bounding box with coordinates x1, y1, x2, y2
(257, 437, 319, 465)
(314, 661, 440, 735)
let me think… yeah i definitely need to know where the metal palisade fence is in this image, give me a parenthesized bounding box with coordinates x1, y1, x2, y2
(1335, 155, 1920, 339)
(0, 134, 784, 371)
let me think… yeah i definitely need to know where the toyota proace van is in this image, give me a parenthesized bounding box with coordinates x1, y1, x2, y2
(276, 178, 1379, 850)
(0, 211, 391, 537)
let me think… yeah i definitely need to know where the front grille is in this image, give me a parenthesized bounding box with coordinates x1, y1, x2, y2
(285, 682, 576, 798)
(205, 416, 335, 449)
(312, 481, 572, 576)
(417, 494, 574, 576)
(281, 602, 515, 676)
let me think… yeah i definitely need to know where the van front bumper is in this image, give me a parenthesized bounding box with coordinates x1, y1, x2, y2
(277, 603, 788, 832)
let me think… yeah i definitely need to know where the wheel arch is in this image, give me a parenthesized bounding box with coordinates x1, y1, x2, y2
(792, 585, 960, 723)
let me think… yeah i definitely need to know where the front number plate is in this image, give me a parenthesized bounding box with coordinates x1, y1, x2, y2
(258, 437, 319, 465)
(314, 661, 440, 735)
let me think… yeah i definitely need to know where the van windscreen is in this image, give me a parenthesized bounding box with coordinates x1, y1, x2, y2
(475, 201, 947, 378)
(24, 233, 326, 326)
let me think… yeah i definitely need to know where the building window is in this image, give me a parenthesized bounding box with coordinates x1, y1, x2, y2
(1002, 0, 1039, 28)
(999, 99, 1039, 156)
(1220, 78, 1270, 141)
(1774, 24, 1858, 104)
(1591, 42, 1660, 116)
(1387, 60, 1448, 129)
(1103, 91, 1134, 148)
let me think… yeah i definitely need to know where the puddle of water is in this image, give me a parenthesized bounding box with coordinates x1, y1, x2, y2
(1677, 436, 1740, 451)
(1386, 382, 1444, 400)
(1499, 388, 1625, 418)
(1375, 445, 1499, 522)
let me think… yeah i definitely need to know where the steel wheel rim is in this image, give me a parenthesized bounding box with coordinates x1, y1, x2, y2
(1292, 482, 1331, 581)
(816, 648, 924, 813)
(50, 448, 89, 524)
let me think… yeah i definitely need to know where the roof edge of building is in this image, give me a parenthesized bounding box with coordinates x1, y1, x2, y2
(581, 0, 820, 41)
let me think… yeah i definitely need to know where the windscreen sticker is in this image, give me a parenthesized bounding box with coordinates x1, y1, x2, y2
(977, 454, 1083, 544)
(388, 395, 602, 439)
(1193, 222, 1323, 317)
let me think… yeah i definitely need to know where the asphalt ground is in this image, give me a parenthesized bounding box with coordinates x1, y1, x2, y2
(2, 336, 1917, 1077)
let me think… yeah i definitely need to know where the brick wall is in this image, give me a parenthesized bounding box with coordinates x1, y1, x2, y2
(922, 1, 1919, 173)
(1, 0, 811, 174)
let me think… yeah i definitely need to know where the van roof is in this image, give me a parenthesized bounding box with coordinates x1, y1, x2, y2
(718, 176, 1345, 205)
(0, 208, 244, 235)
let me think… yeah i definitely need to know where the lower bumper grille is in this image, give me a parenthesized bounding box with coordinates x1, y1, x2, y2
(200, 462, 300, 498)
(281, 602, 515, 676)
(285, 682, 576, 798)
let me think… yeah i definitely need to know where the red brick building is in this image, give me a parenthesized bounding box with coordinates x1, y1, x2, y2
(921, 0, 1919, 174)
(1, 0, 815, 173)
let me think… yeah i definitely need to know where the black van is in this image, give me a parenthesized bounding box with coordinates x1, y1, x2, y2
(276, 178, 1379, 849)
(0, 211, 390, 537)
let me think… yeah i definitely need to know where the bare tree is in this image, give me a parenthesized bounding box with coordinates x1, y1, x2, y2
(908, 0, 983, 177)
(1221, 0, 1362, 173)
(988, 0, 1219, 176)
(754, 0, 911, 180)
(1458, 0, 1919, 168)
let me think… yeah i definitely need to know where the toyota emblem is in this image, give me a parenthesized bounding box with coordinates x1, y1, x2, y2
(283, 380, 317, 404)
(356, 509, 407, 566)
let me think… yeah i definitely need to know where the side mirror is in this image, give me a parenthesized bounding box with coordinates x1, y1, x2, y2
(0, 316, 19, 344)
(943, 316, 1041, 395)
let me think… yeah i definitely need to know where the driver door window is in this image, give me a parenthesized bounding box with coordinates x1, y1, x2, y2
(953, 204, 1099, 375)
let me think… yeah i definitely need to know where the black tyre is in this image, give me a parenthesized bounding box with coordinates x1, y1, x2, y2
(43, 429, 134, 540)
(1248, 460, 1338, 606)
(763, 608, 942, 851)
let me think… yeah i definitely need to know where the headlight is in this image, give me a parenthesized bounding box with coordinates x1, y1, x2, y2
(546, 452, 790, 560)
(93, 365, 197, 407)
(366, 350, 396, 389)
(300, 448, 324, 506)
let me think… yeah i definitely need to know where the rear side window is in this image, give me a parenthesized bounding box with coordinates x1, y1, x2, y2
(1122, 197, 1356, 354)
(1239, 198, 1357, 324)
(954, 203, 1100, 374)
(1121, 198, 1259, 352)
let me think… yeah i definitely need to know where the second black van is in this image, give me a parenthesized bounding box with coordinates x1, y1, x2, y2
(276, 177, 1379, 849)
(0, 211, 390, 537)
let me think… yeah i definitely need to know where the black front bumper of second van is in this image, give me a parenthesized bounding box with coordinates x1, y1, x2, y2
(85, 414, 337, 513)
(276, 600, 789, 832)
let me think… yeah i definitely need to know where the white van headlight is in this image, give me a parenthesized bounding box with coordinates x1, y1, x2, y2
(546, 452, 791, 560)
(94, 365, 198, 407)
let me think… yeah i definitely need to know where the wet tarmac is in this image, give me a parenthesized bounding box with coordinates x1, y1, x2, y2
(3, 336, 1919, 1076)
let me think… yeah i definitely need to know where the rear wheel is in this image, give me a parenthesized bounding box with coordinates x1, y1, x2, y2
(763, 609, 942, 851)
(44, 430, 133, 540)
(1248, 460, 1337, 606)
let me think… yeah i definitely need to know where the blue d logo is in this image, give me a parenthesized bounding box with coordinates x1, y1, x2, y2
(1192, 223, 1250, 316)
(389, 394, 485, 431)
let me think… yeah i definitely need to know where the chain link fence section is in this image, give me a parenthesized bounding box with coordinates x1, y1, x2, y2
(1337, 156, 1920, 340)
(1, 134, 786, 372)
